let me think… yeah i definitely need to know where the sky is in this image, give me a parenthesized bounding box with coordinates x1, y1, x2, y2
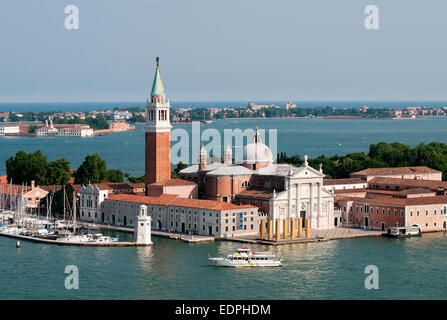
(1, 0, 447, 102)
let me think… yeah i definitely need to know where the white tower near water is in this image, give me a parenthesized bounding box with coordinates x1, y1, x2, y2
(135, 205, 152, 245)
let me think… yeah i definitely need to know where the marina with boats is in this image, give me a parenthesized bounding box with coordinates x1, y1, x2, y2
(0, 182, 150, 246)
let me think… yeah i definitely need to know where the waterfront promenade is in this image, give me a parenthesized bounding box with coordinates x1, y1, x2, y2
(76, 221, 382, 245)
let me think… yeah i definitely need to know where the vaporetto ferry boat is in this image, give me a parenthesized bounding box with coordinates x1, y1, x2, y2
(209, 246, 282, 267)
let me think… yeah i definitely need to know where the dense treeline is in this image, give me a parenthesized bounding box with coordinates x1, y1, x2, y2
(278, 142, 447, 180)
(4, 151, 185, 187)
(6, 151, 124, 186)
(6, 151, 71, 186)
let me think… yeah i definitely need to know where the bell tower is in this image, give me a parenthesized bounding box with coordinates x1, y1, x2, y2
(145, 57, 172, 191)
(199, 142, 207, 171)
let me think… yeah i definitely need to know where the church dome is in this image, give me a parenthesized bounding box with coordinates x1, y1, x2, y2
(243, 129, 273, 165)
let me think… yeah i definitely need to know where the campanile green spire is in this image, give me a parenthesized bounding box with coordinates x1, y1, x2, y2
(151, 57, 165, 96)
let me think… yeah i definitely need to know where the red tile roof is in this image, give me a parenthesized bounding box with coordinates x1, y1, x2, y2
(149, 179, 196, 187)
(352, 166, 441, 176)
(171, 198, 257, 211)
(338, 195, 447, 206)
(106, 194, 257, 211)
(398, 188, 435, 195)
(0, 183, 49, 196)
(87, 182, 146, 191)
(334, 188, 368, 194)
(107, 194, 178, 205)
(368, 177, 447, 190)
(236, 188, 274, 199)
(323, 178, 365, 185)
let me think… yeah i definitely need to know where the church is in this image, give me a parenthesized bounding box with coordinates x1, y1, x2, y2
(81, 58, 336, 237)
(179, 132, 335, 230)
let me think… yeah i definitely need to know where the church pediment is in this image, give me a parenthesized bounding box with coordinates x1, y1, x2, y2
(289, 166, 325, 180)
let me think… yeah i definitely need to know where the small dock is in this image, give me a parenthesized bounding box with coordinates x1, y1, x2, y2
(180, 235, 214, 243)
(0, 232, 152, 247)
(227, 227, 383, 245)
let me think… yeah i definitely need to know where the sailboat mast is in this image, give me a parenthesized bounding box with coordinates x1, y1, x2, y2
(72, 190, 76, 235)
(9, 179, 12, 213)
(46, 195, 49, 221)
(63, 186, 66, 223)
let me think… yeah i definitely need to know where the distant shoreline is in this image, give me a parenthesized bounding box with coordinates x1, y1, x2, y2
(169, 115, 447, 123)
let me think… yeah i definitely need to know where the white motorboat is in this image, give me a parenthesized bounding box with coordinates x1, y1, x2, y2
(57, 233, 93, 242)
(92, 233, 118, 242)
(209, 246, 282, 267)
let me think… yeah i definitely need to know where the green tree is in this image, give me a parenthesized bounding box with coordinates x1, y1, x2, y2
(6, 150, 49, 185)
(174, 161, 187, 175)
(127, 175, 145, 183)
(47, 158, 71, 185)
(107, 169, 124, 183)
(74, 153, 107, 184)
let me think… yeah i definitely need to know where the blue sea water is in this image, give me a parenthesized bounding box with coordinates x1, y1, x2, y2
(1, 117, 447, 176)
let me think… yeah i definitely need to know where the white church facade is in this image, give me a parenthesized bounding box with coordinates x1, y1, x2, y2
(269, 159, 335, 230)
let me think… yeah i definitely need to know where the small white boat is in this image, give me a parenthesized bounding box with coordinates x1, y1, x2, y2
(209, 246, 282, 267)
(92, 233, 118, 242)
(385, 225, 422, 238)
(57, 233, 93, 242)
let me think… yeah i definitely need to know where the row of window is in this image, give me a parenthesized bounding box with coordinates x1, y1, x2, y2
(410, 208, 447, 216)
(349, 205, 447, 217)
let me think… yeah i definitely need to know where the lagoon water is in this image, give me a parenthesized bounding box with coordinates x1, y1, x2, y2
(1, 117, 447, 299)
(2, 231, 447, 299)
(1, 117, 447, 176)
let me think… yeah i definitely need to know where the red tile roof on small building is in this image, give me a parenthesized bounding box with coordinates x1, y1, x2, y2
(334, 188, 368, 194)
(149, 179, 196, 187)
(337, 195, 447, 206)
(323, 178, 365, 185)
(352, 166, 441, 176)
(87, 182, 146, 191)
(368, 177, 447, 190)
(0, 183, 31, 195)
